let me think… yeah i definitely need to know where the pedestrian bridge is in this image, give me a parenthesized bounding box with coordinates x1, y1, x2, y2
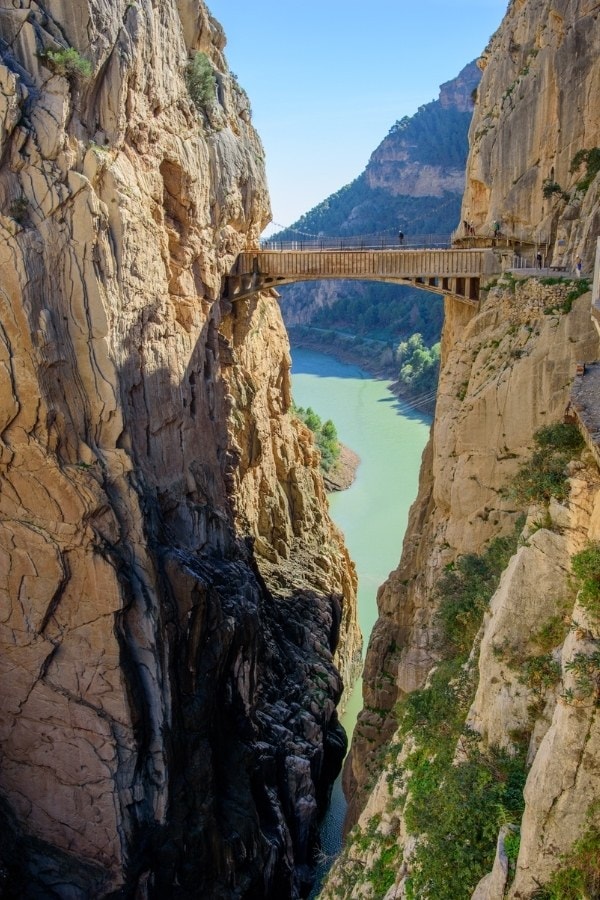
(226, 246, 500, 306)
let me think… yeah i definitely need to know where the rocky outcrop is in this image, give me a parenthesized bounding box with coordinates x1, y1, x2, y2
(462, 0, 600, 269)
(365, 61, 480, 199)
(0, 2, 359, 896)
(323, 279, 600, 898)
(342, 280, 599, 822)
(328, 4, 600, 895)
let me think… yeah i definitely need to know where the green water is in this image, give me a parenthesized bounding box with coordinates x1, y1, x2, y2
(291, 348, 431, 877)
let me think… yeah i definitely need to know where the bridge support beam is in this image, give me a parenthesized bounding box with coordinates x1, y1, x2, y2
(225, 248, 498, 306)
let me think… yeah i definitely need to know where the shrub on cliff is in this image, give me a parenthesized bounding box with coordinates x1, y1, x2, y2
(44, 47, 92, 79)
(186, 51, 216, 111)
(571, 543, 600, 624)
(510, 423, 584, 504)
(395, 523, 526, 899)
(536, 803, 600, 899)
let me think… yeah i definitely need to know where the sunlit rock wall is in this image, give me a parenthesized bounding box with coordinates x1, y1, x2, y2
(462, 0, 600, 269)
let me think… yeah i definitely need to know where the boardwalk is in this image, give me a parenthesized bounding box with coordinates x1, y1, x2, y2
(227, 246, 499, 305)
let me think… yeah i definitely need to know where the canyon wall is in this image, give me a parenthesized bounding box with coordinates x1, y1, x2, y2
(324, 0, 600, 895)
(0, 1, 359, 896)
(462, 0, 600, 269)
(325, 274, 600, 900)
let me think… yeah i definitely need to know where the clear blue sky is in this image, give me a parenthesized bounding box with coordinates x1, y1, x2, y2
(207, 1, 508, 233)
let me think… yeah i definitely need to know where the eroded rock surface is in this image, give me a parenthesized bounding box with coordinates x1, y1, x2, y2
(0, 2, 360, 896)
(462, 0, 600, 270)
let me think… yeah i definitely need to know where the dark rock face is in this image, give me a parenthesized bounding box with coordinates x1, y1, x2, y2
(152, 550, 347, 900)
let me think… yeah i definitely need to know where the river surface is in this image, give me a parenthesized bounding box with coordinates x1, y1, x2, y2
(290, 348, 431, 886)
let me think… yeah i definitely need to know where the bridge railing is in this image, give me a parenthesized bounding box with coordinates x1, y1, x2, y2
(259, 232, 452, 252)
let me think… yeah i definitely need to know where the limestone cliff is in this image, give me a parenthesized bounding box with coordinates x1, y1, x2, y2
(462, 0, 600, 269)
(322, 0, 600, 895)
(324, 279, 600, 900)
(0, 2, 359, 897)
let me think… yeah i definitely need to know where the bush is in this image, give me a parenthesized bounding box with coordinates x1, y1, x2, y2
(542, 178, 568, 201)
(393, 523, 527, 900)
(44, 47, 92, 79)
(435, 530, 521, 656)
(570, 147, 600, 193)
(571, 543, 600, 623)
(292, 403, 341, 473)
(8, 195, 28, 224)
(510, 424, 583, 504)
(186, 51, 216, 111)
(396, 333, 440, 398)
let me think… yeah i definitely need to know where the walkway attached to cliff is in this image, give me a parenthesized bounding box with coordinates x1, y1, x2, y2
(227, 240, 500, 306)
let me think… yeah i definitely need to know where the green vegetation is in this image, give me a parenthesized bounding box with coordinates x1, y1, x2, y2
(510, 424, 584, 504)
(8, 195, 28, 224)
(542, 278, 591, 315)
(308, 283, 443, 348)
(435, 531, 523, 656)
(44, 47, 93, 79)
(396, 333, 440, 399)
(535, 804, 600, 898)
(291, 403, 341, 472)
(571, 543, 600, 623)
(519, 654, 561, 697)
(405, 740, 526, 900)
(564, 651, 600, 704)
(341, 815, 403, 898)
(396, 523, 526, 899)
(570, 147, 600, 194)
(186, 51, 216, 111)
(542, 178, 568, 201)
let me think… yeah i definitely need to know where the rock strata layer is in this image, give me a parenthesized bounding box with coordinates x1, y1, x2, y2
(0, 2, 360, 897)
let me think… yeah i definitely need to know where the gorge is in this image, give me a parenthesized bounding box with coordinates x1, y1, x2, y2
(0, 0, 600, 898)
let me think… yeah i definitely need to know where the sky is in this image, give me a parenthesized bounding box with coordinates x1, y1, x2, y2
(206, 1, 508, 234)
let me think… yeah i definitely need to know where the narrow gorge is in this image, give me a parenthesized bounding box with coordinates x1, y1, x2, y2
(1, 0, 600, 898)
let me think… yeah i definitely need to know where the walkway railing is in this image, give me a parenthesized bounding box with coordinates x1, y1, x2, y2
(260, 232, 452, 252)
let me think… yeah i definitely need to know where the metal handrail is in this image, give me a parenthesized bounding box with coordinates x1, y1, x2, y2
(259, 233, 452, 252)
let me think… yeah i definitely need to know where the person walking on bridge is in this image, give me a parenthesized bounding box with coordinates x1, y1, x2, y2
(398, 231, 404, 246)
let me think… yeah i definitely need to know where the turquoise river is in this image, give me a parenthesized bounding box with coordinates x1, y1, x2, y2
(290, 348, 431, 883)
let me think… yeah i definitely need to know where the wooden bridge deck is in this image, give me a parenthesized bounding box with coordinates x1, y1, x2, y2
(227, 247, 499, 305)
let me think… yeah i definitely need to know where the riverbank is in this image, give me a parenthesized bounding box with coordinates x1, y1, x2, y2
(288, 325, 437, 415)
(323, 444, 361, 492)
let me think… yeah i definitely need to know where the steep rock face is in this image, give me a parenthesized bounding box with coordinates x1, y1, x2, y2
(342, 283, 599, 827)
(0, 2, 359, 897)
(462, 0, 600, 268)
(365, 61, 480, 199)
(323, 282, 599, 898)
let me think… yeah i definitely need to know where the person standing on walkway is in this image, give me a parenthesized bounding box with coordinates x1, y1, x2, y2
(536, 251, 543, 269)
(398, 231, 404, 246)
(575, 255, 582, 277)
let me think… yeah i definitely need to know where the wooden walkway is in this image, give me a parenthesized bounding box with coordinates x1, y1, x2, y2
(227, 247, 499, 305)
